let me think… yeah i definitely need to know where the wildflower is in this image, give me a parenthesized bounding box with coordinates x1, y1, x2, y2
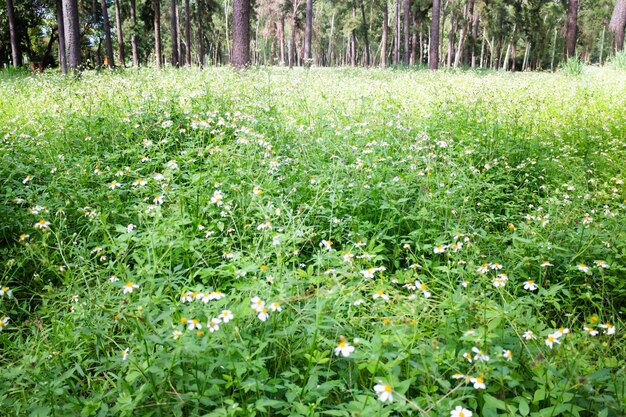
(556, 327, 570, 336)
(582, 214, 593, 225)
(577, 263, 590, 273)
(257, 307, 269, 322)
(109, 275, 119, 283)
(490, 262, 503, 270)
(373, 382, 394, 403)
(269, 302, 282, 312)
(219, 310, 234, 323)
(133, 178, 147, 187)
(153, 195, 163, 205)
(208, 318, 221, 333)
(0, 316, 9, 331)
(502, 350, 513, 361)
(187, 319, 202, 330)
(472, 347, 490, 362)
(353, 299, 365, 306)
(252, 186, 263, 195)
(334, 337, 356, 357)
(109, 181, 122, 189)
(463, 352, 473, 363)
(541, 261, 553, 267)
(320, 240, 333, 251)
(172, 330, 183, 339)
(0, 287, 12, 298)
(372, 291, 389, 301)
(126, 224, 136, 233)
(34, 219, 50, 231)
(492, 274, 508, 288)
(545, 332, 562, 349)
(433, 244, 447, 254)
(470, 375, 486, 389)
(522, 330, 536, 340)
(250, 296, 265, 312)
(583, 326, 598, 336)
(123, 282, 139, 294)
(415, 280, 431, 298)
(342, 253, 354, 263)
(476, 263, 489, 274)
(121, 348, 129, 361)
(594, 260, 609, 269)
(210, 190, 224, 205)
(452, 373, 465, 380)
(18, 233, 29, 243)
(153, 173, 165, 181)
(599, 323, 615, 335)
(355, 241, 366, 248)
(360, 267, 377, 279)
(523, 279, 538, 291)
(450, 406, 473, 417)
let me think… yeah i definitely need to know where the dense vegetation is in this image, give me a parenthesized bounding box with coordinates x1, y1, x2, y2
(1, 66, 626, 416)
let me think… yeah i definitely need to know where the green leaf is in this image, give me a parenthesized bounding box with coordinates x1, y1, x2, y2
(483, 393, 506, 410)
(518, 397, 530, 416)
(533, 388, 546, 404)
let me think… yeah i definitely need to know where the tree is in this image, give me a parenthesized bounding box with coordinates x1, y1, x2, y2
(154, 0, 162, 69)
(403, 0, 410, 65)
(63, 0, 81, 71)
(185, 0, 191, 65)
(429, 0, 440, 69)
(232, 0, 251, 67)
(610, 0, 626, 51)
(381, 0, 388, 67)
(6, 0, 22, 66)
(100, 0, 115, 68)
(304, 0, 312, 64)
(566, 0, 578, 58)
(359, 0, 370, 66)
(56, 0, 67, 73)
(114, 0, 125, 66)
(171, 0, 179, 66)
(130, 0, 139, 66)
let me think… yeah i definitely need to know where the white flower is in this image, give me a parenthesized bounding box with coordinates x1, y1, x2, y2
(599, 323, 615, 335)
(34, 219, 50, 230)
(153, 195, 163, 205)
(522, 330, 536, 340)
(187, 319, 202, 330)
(577, 263, 590, 273)
(219, 310, 234, 323)
(502, 349, 513, 361)
(583, 326, 599, 336)
(594, 260, 609, 269)
(320, 240, 333, 251)
(123, 282, 139, 294)
(472, 347, 490, 362)
(172, 330, 183, 339)
(250, 296, 265, 312)
(523, 280, 538, 291)
(0, 287, 12, 298)
(208, 318, 221, 332)
(121, 348, 129, 361)
(470, 375, 486, 389)
(541, 261, 553, 267)
(109, 181, 122, 189)
(372, 291, 389, 301)
(450, 406, 473, 417)
(257, 307, 269, 322)
(269, 302, 282, 312)
(334, 341, 355, 357)
(545, 332, 562, 349)
(353, 299, 365, 306)
(126, 224, 136, 233)
(433, 244, 447, 254)
(373, 382, 394, 402)
(210, 190, 224, 205)
(476, 263, 489, 274)
(0, 316, 9, 331)
(492, 273, 508, 288)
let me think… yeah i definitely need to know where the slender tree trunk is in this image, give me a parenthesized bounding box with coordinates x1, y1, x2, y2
(130, 0, 139, 66)
(403, 0, 410, 65)
(447, 2, 456, 67)
(170, 0, 179, 66)
(566, 0, 578, 59)
(92, 0, 101, 67)
(429, 0, 440, 70)
(6, 0, 21, 66)
(114, 0, 125, 66)
(63, 0, 81, 71)
(360, 0, 370, 66)
(471, 0, 479, 67)
(100, 0, 115, 68)
(56, 0, 67, 73)
(454, 23, 465, 67)
(394, 0, 401, 65)
(550, 26, 557, 70)
(279, 16, 286, 65)
(289, 9, 296, 68)
(232, 0, 250, 67)
(154, 0, 162, 69)
(351, 1, 357, 66)
(327, 13, 334, 66)
(599, 25, 606, 63)
(511, 42, 517, 72)
(609, 0, 626, 52)
(185, 0, 191, 65)
(304, 0, 312, 65)
(410, 6, 418, 65)
(382, 1, 388, 68)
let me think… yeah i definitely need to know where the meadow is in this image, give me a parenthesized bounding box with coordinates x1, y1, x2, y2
(0, 66, 625, 416)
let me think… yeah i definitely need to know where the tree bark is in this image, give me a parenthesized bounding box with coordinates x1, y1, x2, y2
(100, 0, 115, 68)
(114, 0, 125, 66)
(351, 1, 357, 66)
(403, 0, 410, 65)
(171, 0, 179, 66)
(154, 0, 162, 69)
(447, 1, 456, 67)
(360, 0, 370, 66)
(289, 6, 297, 68)
(610, 0, 626, 52)
(232, 0, 250, 67)
(382, 1, 388, 68)
(6, 0, 21, 66)
(566, 0, 578, 58)
(410, 5, 418, 65)
(394, 0, 401, 65)
(63, 0, 81, 71)
(130, 0, 139, 66)
(185, 0, 191, 65)
(304, 0, 312, 65)
(56, 0, 67, 73)
(429, 0, 440, 69)
(471, 0, 479, 67)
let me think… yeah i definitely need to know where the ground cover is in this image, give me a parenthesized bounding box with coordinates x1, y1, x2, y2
(1, 67, 625, 416)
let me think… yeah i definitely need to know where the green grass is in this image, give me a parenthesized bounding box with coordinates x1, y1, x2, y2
(1, 67, 625, 416)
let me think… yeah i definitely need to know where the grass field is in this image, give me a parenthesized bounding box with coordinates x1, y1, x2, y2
(1, 67, 626, 416)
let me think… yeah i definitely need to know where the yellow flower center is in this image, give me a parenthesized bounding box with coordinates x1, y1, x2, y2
(338, 342, 346, 348)
(384, 385, 392, 393)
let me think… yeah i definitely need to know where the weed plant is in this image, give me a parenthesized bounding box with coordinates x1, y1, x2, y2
(0, 67, 625, 416)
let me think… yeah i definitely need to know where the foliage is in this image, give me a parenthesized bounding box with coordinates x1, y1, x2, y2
(612, 51, 626, 70)
(0, 67, 626, 416)
(559, 57, 584, 76)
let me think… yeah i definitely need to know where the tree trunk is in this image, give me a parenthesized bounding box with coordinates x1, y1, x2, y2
(403, 0, 410, 65)
(154, 0, 162, 69)
(289, 10, 296, 68)
(410, 6, 418, 65)
(327, 13, 334, 66)
(351, 1, 357, 66)
(394, 0, 401, 65)
(610, 0, 626, 52)
(114, 0, 125, 66)
(429, 0, 440, 70)
(382, 1, 388, 68)
(304, 0, 312, 65)
(63, 0, 81, 71)
(447, 2, 456, 67)
(471, 0, 479, 67)
(100, 0, 115, 68)
(232, 0, 250, 67)
(170, 0, 179, 66)
(6, 0, 21, 66)
(130, 0, 139, 66)
(360, 0, 370, 66)
(56, 0, 67, 73)
(185, 0, 191, 65)
(279, 16, 286, 65)
(566, 0, 578, 59)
